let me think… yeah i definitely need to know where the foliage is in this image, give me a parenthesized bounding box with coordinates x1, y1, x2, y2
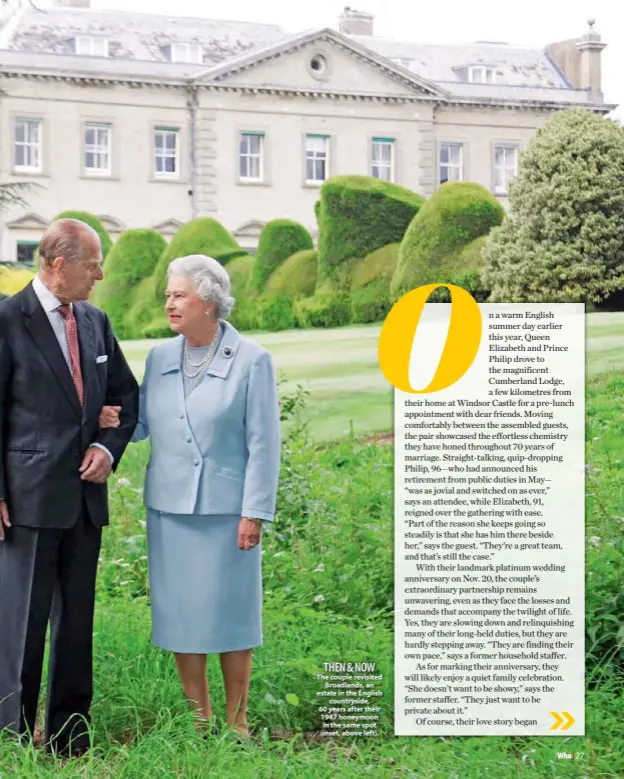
(228, 298, 262, 332)
(0, 265, 35, 295)
(391, 181, 504, 299)
(260, 295, 297, 331)
(482, 110, 624, 303)
(249, 219, 313, 294)
(350, 286, 392, 324)
(91, 229, 166, 339)
(225, 253, 255, 301)
(266, 249, 318, 301)
(351, 243, 400, 293)
(294, 290, 352, 328)
(54, 210, 113, 258)
(317, 175, 424, 289)
(426, 234, 491, 302)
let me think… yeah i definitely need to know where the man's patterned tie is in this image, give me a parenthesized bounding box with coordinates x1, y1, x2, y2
(57, 304, 84, 405)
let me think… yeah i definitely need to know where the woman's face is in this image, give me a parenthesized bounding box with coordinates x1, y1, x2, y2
(165, 275, 215, 334)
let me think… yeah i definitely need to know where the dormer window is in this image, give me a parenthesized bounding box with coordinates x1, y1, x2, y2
(74, 36, 109, 57)
(168, 43, 203, 64)
(468, 66, 496, 84)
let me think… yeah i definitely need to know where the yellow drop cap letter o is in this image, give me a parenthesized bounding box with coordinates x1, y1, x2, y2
(378, 284, 482, 393)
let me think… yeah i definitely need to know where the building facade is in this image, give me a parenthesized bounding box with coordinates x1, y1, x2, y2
(0, 1, 615, 261)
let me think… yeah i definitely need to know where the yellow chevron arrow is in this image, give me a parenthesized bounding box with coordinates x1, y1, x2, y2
(550, 711, 575, 730)
(561, 712, 575, 730)
(550, 712, 563, 730)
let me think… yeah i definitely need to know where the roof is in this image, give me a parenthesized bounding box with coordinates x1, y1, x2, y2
(351, 36, 571, 91)
(4, 6, 286, 65)
(0, 6, 613, 110)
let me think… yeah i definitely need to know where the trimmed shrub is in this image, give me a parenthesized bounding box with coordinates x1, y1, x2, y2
(91, 229, 166, 339)
(266, 249, 318, 301)
(351, 286, 392, 324)
(351, 243, 400, 293)
(317, 175, 424, 289)
(483, 109, 624, 303)
(249, 219, 313, 294)
(126, 275, 159, 338)
(54, 210, 113, 258)
(226, 253, 255, 301)
(0, 265, 35, 295)
(391, 182, 504, 300)
(260, 295, 296, 331)
(426, 235, 490, 303)
(229, 298, 262, 332)
(294, 291, 352, 329)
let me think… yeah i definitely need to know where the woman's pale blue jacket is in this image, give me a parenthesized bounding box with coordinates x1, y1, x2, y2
(133, 321, 281, 521)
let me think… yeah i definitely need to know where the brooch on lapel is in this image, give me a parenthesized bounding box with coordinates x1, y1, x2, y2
(222, 346, 233, 358)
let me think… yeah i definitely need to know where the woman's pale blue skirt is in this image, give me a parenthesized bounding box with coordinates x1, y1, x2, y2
(146, 510, 263, 654)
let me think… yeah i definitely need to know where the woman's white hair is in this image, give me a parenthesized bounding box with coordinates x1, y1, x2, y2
(167, 254, 235, 320)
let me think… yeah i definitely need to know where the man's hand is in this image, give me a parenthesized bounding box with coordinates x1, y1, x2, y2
(79, 446, 113, 484)
(238, 517, 262, 551)
(99, 405, 121, 429)
(0, 499, 10, 542)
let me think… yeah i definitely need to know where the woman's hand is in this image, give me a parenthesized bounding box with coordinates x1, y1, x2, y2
(99, 405, 121, 429)
(238, 517, 262, 551)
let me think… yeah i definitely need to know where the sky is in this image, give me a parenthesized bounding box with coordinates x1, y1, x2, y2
(46, 0, 624, 117)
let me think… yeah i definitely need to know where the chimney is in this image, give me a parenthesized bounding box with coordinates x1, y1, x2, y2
(546, 19, 606, 100)
(53, 1, 91, 7)
(338, 7, 374, 36)
(576, 19, 606, 96)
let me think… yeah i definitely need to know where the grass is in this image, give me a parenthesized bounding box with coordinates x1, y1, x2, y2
(0, 313, 622, 776)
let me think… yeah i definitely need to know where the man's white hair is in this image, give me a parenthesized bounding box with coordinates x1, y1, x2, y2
(167, 254, 235, 320)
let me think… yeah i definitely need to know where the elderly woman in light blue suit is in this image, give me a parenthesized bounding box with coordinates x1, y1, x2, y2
(101, 254, 280, 738)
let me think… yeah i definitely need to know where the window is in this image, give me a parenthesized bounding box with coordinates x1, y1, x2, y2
(494, 144, 519, 194)
(154, 127, 179, 178)
(372, 137, 395, 182)
(439, 142, 463, 184)
(84, 123, 111, 175)
(14, 118, 42, 172)
(305, 134, 328, 184)
(239, 132, 264, 182)
(16, 241, 38, 265)
(75, 36, 109, 57)
(468, 66, 496, 84)
(170, 43, 203, 64)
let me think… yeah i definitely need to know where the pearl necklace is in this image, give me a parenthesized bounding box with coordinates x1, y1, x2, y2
(183, 327, 220, 379)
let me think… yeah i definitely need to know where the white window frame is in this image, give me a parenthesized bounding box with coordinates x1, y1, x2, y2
(468, 65, 496, 84)
(14, 117, 42, 173)
(493, 143, 519, 194)
(371, 137, 395, 182)
(75, 36, 109, 57)
(84, 123, 112, 176)
(439, 142, 463, 184)
(153, 127, 180, 179)
(170, 43, 203, 64)
(305, 134, 329, 185)
(239, 132, 264, 183)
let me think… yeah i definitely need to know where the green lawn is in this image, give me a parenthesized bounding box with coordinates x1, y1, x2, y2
(119, 312, 624, 441)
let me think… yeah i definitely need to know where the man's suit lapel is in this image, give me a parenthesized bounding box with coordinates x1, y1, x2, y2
(21, 282, 82, 417)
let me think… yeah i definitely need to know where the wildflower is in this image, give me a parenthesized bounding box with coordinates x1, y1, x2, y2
(314, 594, 325, 603)
(117, 477, 131, 487)
(313, 564, 325, 573)
(589, 536, 601, 547)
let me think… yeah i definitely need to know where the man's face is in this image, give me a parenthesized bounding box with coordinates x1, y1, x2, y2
(53, 233, 104, 302)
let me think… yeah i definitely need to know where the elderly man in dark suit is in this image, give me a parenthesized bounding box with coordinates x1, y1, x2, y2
(0, 218, 139, 757)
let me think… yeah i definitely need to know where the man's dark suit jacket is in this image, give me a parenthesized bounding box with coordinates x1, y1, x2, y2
(0, 281, 139, 529)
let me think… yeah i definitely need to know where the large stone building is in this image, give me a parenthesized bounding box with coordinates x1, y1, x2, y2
(0, 0, 615, 262)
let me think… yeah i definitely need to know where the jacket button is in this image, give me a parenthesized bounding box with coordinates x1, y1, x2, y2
(185, 436, 191, 443)
(179, 414, 184, 420)
(194, 459, 199, 466)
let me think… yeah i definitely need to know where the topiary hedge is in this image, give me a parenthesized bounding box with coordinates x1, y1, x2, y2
(317, 175, 424, 290)
(265, 249, 318, 301)
(425, 235, 491, 303)
(391, 182, 504, 300)
(226, 253, 255, 301)
(347, 243, 400, 324)
(92, 229, 166, 339)
(249, 219, 313, 294)
(294, 291, 352, 329)
(259, 295, 297, 331)
(0, 265, 36, 296)
(54, 210, 113, 258)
